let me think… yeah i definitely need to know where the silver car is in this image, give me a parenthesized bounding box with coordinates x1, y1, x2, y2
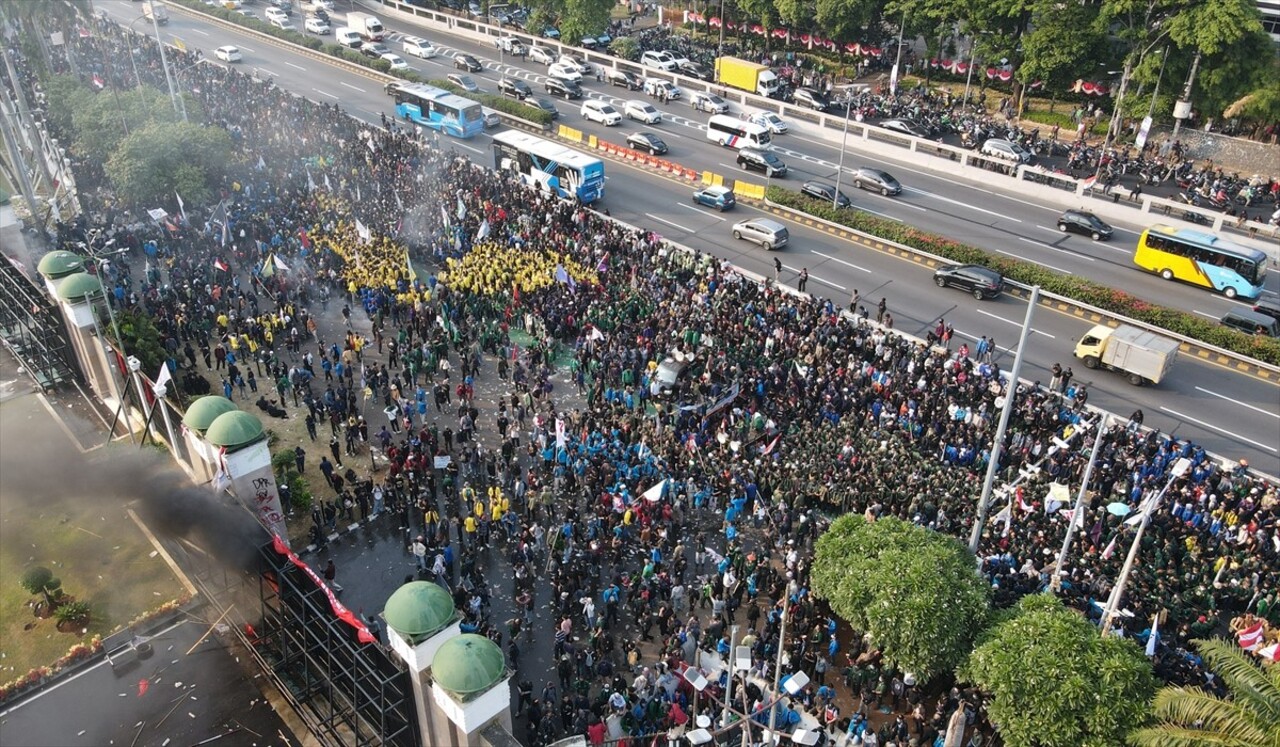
(731, 218, 789, 250)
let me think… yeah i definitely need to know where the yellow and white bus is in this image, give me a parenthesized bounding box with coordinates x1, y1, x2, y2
(1133, 225, 1268, 299)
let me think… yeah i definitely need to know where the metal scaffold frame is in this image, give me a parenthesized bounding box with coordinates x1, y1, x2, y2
(0, 255, 78, 388)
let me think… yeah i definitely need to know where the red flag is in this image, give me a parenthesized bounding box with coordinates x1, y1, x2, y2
(213, 258, 229, 272)
(762, 435, 780, 455)
(512, 282, 521, 305)
(271, 535, 375, 644)
(91, 74, 104, 89)
(298, 227, 311, 249)
(137, 678, 150, 697)
(1238, 621, 1265, 651)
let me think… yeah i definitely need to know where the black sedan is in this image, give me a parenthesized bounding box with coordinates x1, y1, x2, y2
(360, 42, 390, 59)
(454, 53, 483, 72)
(800, 180, 851, 207)
(677, 60, 713, 80)
(852, 167, 902, 196)
(1057, 209, 1113, 241)
(527, 96, 560, 119)
(498, 77, 532, 99)
(933, 264, 1004, 300)
(626, 131, 668, 155)
(879, 118, 928, 138)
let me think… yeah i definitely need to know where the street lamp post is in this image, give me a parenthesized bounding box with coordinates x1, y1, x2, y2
(766, 582, 795, 736)
(148, 5, 181, 117)
(832, 101, 852, 209)
(1051, 415, 1108, 592)
(1099, 457, 1191, 636)
(1171, 50, 1201, 138)
(890, 12, 908, 95)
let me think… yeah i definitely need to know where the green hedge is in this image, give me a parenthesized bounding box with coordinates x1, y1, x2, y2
(765, 186, 1280, 366)
(164, 0, 552, 126)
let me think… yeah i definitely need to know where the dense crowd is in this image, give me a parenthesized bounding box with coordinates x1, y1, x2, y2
(12, 12, 1280, 747)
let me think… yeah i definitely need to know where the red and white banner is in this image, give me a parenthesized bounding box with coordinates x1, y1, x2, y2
(272, 535, 376, 644)
(1237, 621, 1265, 651)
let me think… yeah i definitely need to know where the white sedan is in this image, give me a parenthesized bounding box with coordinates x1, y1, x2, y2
(214, 45, 242, 62)
(547, 61, 582, 82)
(381, 53, 409, 71)
(304, 17, 330, 34)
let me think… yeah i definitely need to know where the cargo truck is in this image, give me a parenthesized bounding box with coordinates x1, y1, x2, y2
(1073, 324, 1179, 386)
(714, 57, 780, 97)
(142, 1, 169, 25)
(346, 11, 385, 41)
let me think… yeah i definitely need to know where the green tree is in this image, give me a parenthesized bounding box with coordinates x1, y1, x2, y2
(1016, 0, 1107, 98)
(19, 566, 64, 609)
(814, 0, 880, 46)
(67, 86, 183, 163)
(558, 0, 612, 43)
(109, 308, 168, 376)
(1225, 72, 1280, 130)
(812, 515, 990, 681)
(105, 120, 232, 208)
(960, 594, 1156, 747)
(1128, 638, 1280, 747)
(609, 36, 639, 61)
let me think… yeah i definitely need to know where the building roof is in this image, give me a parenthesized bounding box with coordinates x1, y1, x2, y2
(431, 634, 505, 696)
(384, 582, 456, 644)
(203, 410, 265, 449)
(181, 396, 238, 432)
(54, 272, 102, 302)
(37, 250, 85, 279)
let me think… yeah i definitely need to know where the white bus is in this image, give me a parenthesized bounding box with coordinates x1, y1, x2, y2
(491, 130, 605, 203)
(705, 114, 772, 150)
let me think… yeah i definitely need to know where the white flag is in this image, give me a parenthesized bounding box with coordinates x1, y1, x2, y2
(256, 154, 266, 170)
(306, 167, 317, 193)
(174, 192, 187, 223)
(154, 362, 173, 394)
(476, 218, 490, 240)
(1145, 613, 1159, 657)
(354, 219, 371, 243)
(456, 195, 466, 220)
(323, 172, 332, 191)
(273, 254, 289, 272)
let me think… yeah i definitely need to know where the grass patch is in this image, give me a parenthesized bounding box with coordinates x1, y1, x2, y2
(0, 492, 183, 684)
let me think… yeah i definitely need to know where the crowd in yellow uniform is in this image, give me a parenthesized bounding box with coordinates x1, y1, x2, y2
(442, 242, 599, 299)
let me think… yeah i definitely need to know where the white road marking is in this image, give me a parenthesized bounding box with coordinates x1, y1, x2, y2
(237, 45, 255, 53)
(811, 251, 871, 273)
(454, 142, 484, 154)
(1036, 225, 1129, 253)
(782, 264, 844, 291)
(852, 205, 901, 221)
(284, 61, 306, 71)
(1038, 225, 1065, 235)
(874, 196, 925, 211)
(312, 88, 338, 99)
(1192, 310, 1218, 320)
(340, 81, 366, 93)
(1018, 236, 1095, 260)
(678, 203, 725, 220)
(644, 213, 695, 233)
(906, 186, 1022, 221)
(1159, 407, 1278, 452)
(952, 329, 1014, 353)
(995, 249, 1072, 274)
(974, 308, 1056, 338)
(190, 29, 209, 37)
(1195, 386, 1280, 419)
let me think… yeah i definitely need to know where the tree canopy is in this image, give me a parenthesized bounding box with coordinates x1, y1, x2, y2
(105, 120, 232, 209)
(811, 515, 990, 681)
(960, 593, 1157, 747)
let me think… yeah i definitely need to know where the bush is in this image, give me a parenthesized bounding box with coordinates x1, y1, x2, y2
(55, 600, 90, 625)
(609, 36, 639, 61)
(765, 186, 1280, 365)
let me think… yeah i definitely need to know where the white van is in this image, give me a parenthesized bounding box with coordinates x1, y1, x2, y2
(980, 138, 1032, 164)
(334, 27, 362, 48)
(264, 6, 289, 24)
(705, 114, 771, 150)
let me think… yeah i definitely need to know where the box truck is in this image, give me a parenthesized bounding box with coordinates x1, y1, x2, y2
(346, 11, 385, 41)
(714, 57, 780, 97)
(142, 1, 169, 25)
(1073, 324, 1179, 386)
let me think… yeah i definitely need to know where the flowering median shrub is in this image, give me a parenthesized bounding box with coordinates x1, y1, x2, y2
(765, 186, 1280, 365)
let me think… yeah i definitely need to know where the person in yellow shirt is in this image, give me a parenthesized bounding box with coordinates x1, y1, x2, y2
(473, 499, 486, 519)
(463, 515, 478, 546)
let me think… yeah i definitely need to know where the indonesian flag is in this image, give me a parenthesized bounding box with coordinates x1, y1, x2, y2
(762, 435, 780, 455)
(1258, 642, 1280, 662)
(213, 258, 229, 272)
(686, 432, 698, 452)
(1237, 621, 1265, 651)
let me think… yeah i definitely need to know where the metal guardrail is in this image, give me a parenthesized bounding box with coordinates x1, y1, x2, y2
(760, 197, 1280, 379)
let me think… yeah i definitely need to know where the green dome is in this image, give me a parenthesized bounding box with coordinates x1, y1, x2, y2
(38, 251, 85, 279)
(204, 410, 265, 450)
(431, 634, 505, 697)
(384, 582, 456, 644)
(55, 272, 103, 302)
(182, 396, 238, 432)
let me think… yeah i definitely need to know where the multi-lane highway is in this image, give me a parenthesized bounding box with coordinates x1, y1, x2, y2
(98, 0, 1280, 473)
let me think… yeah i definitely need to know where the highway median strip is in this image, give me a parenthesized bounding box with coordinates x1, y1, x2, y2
(762, 187, 1280, 368)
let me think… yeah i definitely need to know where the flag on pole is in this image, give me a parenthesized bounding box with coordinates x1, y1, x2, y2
(456, 195, 466, 220)
(356, 181, 361, 202)
(597, 251, 611, 273)
(273, 254, 289, 272)
(306, 167, 317, 192)
(441, 204, 450, 229)
(256, 154, 266, 171)
(394, 189, 404, 212)
(1100, 536, 1117, 560)
(323, 172, 332, 191)
(354, 219, 372, 243)
(213, 258, 229, 272)
(210, 199, 230, 247)
(91, 73, 105, 89)
(476, 218, 490, 240)
(154, 361, 174, 394)
(554, 265, 570, 285)
(261, 253, 276, 279)
(762, 435, 780, 455)
(298, 227, 311, 251)
(991, 504, 1012, 526)
(1145, 614, 1160, 657)
(175, 191, 187, 223)
(404, 249, 417, 281)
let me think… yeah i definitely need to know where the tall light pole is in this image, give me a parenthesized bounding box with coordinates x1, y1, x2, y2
(766, 582, 795, 736)
(969, 286, 1040, 554)
(1099, 457, 1191, 636)
(891, 12, 907, 95)
(149, 5, 181, 117)
(1051, 415, 1108, 592)
(832, 101, 852, 209)
(1171, 50, 1201, 139)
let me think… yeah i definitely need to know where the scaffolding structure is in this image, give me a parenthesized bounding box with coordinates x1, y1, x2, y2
(256, 543, 420, 747)
(0, 255, 77, 387)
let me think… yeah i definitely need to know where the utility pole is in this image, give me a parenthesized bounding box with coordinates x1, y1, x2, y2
(1051, 416, 1107, 592)
(149, 7, 181, 117)
(766, 583, 794, 736)
(0, 97, 40, 229)
(1171, 50, 1201, 139)
(969, 287, 1039, 554)
(833, 103, 852, 208)
(891, 12, 907, 95)
(2, 44, 59, 229)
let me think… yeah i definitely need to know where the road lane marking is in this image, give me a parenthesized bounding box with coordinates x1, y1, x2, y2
(644, 213, 695, 233)
(312, 88, 338, 99)
(1192, 310, 1218, 319)
(782, 264, 845, 291)
(1195, 386, 1280, 419)
(952, 329, 1014, 353)
(454, 142, 483, 154)
(190, 29, 209, 36)
(1159, 407, 1278, 453)
(1018, 236, 1094, 260)
(341, 81, 366, 92)
(285, 61, 306, 71)
(903, 186, 1021, 221)
(995, 249, 1072, 274)
(678, 203, 725, 220)
(975, 308, 1055, 338)
(811, 251, 870, 273)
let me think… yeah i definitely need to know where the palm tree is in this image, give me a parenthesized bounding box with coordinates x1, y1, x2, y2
(1129, 638, 1280, 747)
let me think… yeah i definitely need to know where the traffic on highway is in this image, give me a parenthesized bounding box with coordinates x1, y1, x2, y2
(98, 0, 1280, 473)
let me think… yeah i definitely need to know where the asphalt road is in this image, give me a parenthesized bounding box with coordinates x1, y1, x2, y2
(97, 0, 1280, 473)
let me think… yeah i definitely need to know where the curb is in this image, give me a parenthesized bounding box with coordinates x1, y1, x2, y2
(760, 201, 1280, 381)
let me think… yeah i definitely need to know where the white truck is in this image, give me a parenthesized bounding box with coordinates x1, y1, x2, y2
(142, 1, 170, 25)
(345, 11, 385, 41)
(714, 56, 780, 97)
(1073, 324, 1179, 386)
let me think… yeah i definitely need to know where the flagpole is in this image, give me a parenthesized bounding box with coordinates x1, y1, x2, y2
(1052, 415, 1108, 592)
(1100, 457, 1191, 636)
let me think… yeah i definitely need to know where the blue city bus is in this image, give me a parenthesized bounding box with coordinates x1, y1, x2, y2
(490, 130, 605, 203)
(388, 82, 484, 139)
(1133, 224, 1268, 300)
